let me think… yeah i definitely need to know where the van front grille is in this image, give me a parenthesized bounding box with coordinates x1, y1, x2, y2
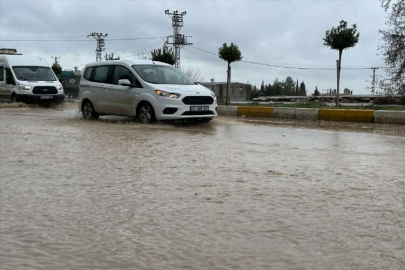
(182, 111, 215, 116)
(33, 86, 58, 94)
(182, 96, 214, 105)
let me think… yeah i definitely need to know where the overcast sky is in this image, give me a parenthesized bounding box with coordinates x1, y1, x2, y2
(0, 0, 389, 94)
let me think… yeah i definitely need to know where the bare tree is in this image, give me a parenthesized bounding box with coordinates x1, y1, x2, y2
(379, 0, 405, 94)
(183, 67, 205, 82)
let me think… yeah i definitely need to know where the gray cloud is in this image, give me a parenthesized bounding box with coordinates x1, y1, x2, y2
(0, 0, 387, 94)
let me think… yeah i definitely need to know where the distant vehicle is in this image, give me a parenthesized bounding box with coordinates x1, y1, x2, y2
(0, 48, 65, 103)
(78, 60, 217, 123)
(59, 69, 81, 98)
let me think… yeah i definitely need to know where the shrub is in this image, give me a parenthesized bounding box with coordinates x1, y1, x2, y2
(373, 96, 394, 105)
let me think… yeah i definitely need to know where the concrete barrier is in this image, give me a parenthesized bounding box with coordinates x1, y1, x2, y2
(273, 107, 295, 119)
(217, 105, 405, 125)
(236, 106, 274, 117)
(374, 110, 405, 125)
(319, 109, 374, 123)
(295, 108, 319, 121)
(217, 105, 237, 116)
(273, 108, 319, 121)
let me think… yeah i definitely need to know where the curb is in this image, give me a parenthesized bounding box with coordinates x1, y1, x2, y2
(374, 110, 405, 125)
(217, 105, 405, 125)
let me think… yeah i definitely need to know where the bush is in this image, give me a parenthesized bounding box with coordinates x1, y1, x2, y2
(373, 96, 394, 105)
(399, 95, 405, 105)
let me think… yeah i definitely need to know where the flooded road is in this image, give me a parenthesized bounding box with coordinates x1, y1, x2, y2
(1, 104, 405, 270)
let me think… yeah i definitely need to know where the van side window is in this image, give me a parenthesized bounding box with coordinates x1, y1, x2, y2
(92, 66, 110, 83)
(5, 68, 15, 85)
(83, 67, 93, 80)
(0, 66, 4, 82)
(113, 66, 140, 86)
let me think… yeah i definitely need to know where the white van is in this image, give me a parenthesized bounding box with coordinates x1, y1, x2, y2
(0, 49, 65, 103)
(78, 60, 217, 123)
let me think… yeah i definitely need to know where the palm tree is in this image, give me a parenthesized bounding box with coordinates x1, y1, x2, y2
(218, 43, 242, 105)
(324, 20, 359, 106)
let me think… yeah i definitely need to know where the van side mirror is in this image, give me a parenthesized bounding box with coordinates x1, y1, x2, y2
(118, 79, 131, 86)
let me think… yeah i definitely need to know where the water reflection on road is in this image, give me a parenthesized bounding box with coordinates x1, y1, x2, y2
(1, 106, 404, 270)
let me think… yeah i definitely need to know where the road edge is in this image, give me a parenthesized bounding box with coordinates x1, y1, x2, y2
(217, 105, 405, 125)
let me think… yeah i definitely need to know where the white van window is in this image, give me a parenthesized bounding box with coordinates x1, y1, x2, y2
(132, 65, 194, 85)
(13, 66, 56, 81)
(113, 66, 138, 85)
(93, 66, 109, 83)
(0, 66, 4, 82)
(5, 68, 16, 85)
(83, 67, 93, 80)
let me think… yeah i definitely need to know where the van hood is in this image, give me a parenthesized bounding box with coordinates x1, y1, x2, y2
(151, 84, 212, 95)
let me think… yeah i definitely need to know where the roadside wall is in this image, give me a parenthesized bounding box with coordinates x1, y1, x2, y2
(217, 105, 405, 125)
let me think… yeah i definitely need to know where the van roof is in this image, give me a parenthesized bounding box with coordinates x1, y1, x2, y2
(83, 59, 172, 68)
(0, 54, 50, 67)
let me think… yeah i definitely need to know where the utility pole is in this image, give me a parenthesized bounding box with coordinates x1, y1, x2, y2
(336, 59, 341, 106)
(87, 32, 108, 62)
(51, 56, 60, 65)
(371, 67, 379, 94)
(165, 10, 192, 69)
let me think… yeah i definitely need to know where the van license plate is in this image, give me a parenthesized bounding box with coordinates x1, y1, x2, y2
(190, 106, 209, 112)
(40, 96, 53, 100)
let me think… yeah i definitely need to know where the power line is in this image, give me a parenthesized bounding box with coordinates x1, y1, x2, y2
(189, 45, 387, 71)
(0, 37, 165, 42)
(4, 0, 381, 2)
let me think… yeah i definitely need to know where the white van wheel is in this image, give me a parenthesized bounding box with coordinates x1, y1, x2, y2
(138, 103, 156, 124)
(11, 94, 19, 103)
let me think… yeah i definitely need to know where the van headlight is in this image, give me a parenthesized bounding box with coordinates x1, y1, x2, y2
(19, 85, 31, 90)
(211, 91, 216, 99)
(57, 85, 63, 91)
(155, 90, 181, 99)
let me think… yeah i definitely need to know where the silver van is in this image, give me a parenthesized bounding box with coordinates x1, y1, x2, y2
(78, 60, 217, 123)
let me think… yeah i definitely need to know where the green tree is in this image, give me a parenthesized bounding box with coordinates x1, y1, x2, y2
(51, 62, 62, 76)
(295, 80, 299, 96)
(324, 20, 359, 106)
(379, 0, 405, 94)
(251, 85, 260, 99)
(218, 43, 243, 105)
(260, 80, 265, 94)
(299, 81, 307, 96)
(151, 44, 175, 65)
(273, 78, 282, 96)
(266, 83, 274, 96)
(314, 86, 320, 96)
(343, 88, 351, 95)
(105, 53, 120, 61)
(283, 76, 295, 96)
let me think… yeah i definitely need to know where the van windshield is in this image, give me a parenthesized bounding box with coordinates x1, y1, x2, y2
(13, 66, 57, 81)
(132, 65, 194, 85)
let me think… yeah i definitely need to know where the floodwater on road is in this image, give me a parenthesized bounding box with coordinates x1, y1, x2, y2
(1, 104, 404, 270)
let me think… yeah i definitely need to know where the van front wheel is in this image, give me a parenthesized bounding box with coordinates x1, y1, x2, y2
(82, 101, 99, 120)
(138, 103, 156, 124)
(11, 93, 20, 103)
